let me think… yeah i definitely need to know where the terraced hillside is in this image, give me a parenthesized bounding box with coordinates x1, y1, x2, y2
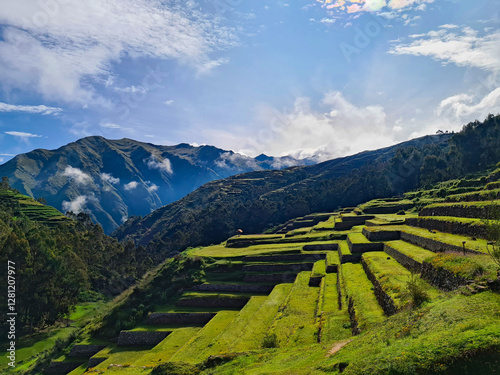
(41, 192, 500, 375)
(0, 189, 70, 226)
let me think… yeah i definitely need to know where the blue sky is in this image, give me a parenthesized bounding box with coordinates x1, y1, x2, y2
(0, 0, 499, 163)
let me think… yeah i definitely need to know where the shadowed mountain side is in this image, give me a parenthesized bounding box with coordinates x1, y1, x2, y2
(114, 134, 452, 260)
(0, 136, 313, 233)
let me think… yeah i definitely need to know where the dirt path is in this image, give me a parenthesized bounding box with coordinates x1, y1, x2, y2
(327, 339, 353, 356)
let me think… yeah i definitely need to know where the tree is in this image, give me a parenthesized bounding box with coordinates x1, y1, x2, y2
(1, 176, 10, 190)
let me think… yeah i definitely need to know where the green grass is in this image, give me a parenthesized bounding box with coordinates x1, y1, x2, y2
(384, 225, 491, 254)
(320, 274, 351, 343)
(385, 240, 436, 263)
(363, 252, 441, 309)
(268, 272, 321, 348)
(342, 263, 385, 331)
(92, 345, 154, 371)
(338, 241, 351, 256)
(426, 253, 485, 279)
(231, 284, 293, 352)
(197, 296, 269, 358)
(327, 251, 340, 266)
(202, 292, 500, 375)
(446, 189, 500, 202)
(170, 311, 240, 363)
(311, 260, 327, 277)
(133, 327, 202, 367)
(347, 233, 370, 244)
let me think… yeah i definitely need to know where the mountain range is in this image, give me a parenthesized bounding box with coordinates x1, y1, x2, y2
(0, 136, 313, 233)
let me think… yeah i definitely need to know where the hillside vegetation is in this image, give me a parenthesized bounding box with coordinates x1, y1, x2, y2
(31, 166, 500, 375)
(0, 137, 312, 233)
(0, 182, 151, 332)
(115, 115, 500, 264)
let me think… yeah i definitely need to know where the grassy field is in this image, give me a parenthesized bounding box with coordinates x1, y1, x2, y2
(342, 263, 385, 331)
(133, 327, 202, 367)
(231, 284, 293, 352)
(203, 292, 500, 375)
(384, 240, 435, 263)
(320, 274, 351, 343)
(169, 311, 240, 363)
(362, 252, 441, 310)
(268, 272, 321, 348)
(383, 225, 491, 254)
(197, 296, 269, 358)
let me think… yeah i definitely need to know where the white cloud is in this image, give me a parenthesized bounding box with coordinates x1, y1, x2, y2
(164, 100, 174, 106)
(437, 88, 500, 119)
(100, 172, 120, 185)
(147, 183, 159, 193)
(62, 194, 97, 214)
(145, 155, 173, 174)
(215, 152, 261, 170)
(63, 166, 93, 185)
(226, 91, 396, 162)
(0, 102, 62, 115)
(389, 27, 500, 72)
(5, 131, 42, 142)
(0, 1, 237, 103)
(100, 122, 121, 129)
(113, 85, 147, 94)
(124, 181, 139, 191)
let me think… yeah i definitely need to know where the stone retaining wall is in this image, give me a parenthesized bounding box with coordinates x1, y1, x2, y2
(383, 244, 421, 273)
(146, 312, 216, 325)
(362, 228, 401, 242)
(334, 222, 359, 231)
(406, 218, 487, 239)
(419, 205, 494, 219)
(44, 361, 84, 374)
(363, 204, 414, 214)
(191, 284, 274, 294)
(242, 263, 314, 273)
(244, 254, 325, 262)
(361, 258, 397, 316)
(400, 232, 481, 255)
(342, 215, 375, 222)
(347, 238, 384, 254)
(421, 261, 469, 291)
(347, 297, 360, 335)
(176, 297, 249, 308)
(68, 345, 106, 358)
(308, 276, 323, 287)
(243, 273, 298, 283)
(302, 243, 338, 251)
(117, 331, 170, 346)
(87, 357, 107, 369)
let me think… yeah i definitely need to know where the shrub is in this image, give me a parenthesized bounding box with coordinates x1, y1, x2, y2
(262, 333, 279, 348)
(483, 204, 500, 268)
(405, 273, 430, 308)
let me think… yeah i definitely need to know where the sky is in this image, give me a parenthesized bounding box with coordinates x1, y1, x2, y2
(0, 0, 499, 164)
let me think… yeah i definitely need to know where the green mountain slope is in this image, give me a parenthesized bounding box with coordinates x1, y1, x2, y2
(115, 115, 500, 263)
(0, 137, 312, 233)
